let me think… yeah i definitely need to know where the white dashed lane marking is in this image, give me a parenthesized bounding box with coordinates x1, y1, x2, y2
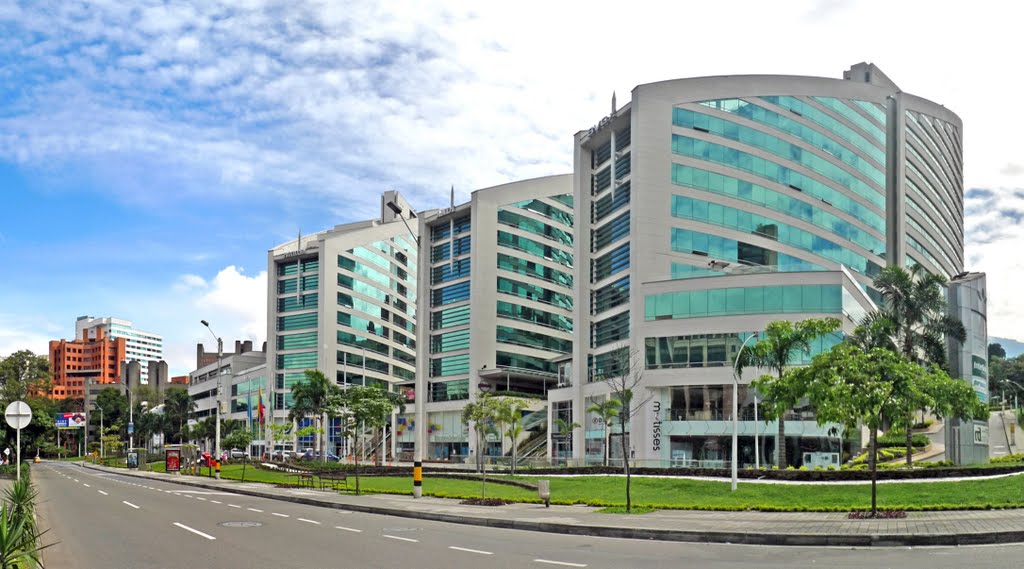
(298, 518, 320, 525)
(98, 491, 108, 496)
(383, 535, 418, 543)
(335, 526, 362, 533)
(122, 501, 140, 510)
(173, 522, 216, 541)
(449, 546, 493, 555)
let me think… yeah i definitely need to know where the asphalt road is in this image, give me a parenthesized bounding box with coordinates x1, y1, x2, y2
(34, 461, 1024, 569)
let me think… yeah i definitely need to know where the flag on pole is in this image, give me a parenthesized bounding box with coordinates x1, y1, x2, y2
(258, 387, 266, 425)
(247, 390, 253, 431)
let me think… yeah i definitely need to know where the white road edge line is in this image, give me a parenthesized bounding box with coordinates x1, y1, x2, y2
(534, 560, 586, 567)
(449, 546, 493, 555)
(272, 513, 289, 518)
(335, 526, 362, 533)
(298, 518, 320, 525)
(383, 535, 419, 543)
(122, 501, 140, 510)
(173, 522, 216, 541)
(98, 491, 108, 496)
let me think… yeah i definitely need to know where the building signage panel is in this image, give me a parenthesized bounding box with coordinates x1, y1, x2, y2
(974, 425, 989, 445)
(55, 413, 86, 429)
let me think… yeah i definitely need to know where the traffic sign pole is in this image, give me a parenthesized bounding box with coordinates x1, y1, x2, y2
(5, 401, 33, 482)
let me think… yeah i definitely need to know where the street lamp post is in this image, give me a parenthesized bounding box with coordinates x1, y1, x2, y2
(732, 332, 759, 492)
(201, 320, 224, 476)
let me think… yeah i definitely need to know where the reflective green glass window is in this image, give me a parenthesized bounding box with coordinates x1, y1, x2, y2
(278, 293, 318, 313)
(810, 97, 885, 143)
(496, 277, 573, 310)
(592, 276, 630, 314)
(277, 312, 317, 331)
(551, 194, 574, 208)
(277, 331, 317, 350)
(431, 329, 471, 353)
(671, 134, 884, 210)
(509, 198, 574, 227)
(496, 300, 573, 332)
(429, 379, 469, 401)
(592, 183, 630, 223)
(339, 256, 390, 288)
(337, 312, 388, 338)
(431, 258, 471, 284)
(430, 354, 470, 377)
(497, 325, 571, 353)
(277, 351, 318, 369)
(497, 231, 573, 267)
(671, 196, 881, 277)
(452, 216, 471, 235)
(497, 253, 572, 289)
(682, 104, 885, 187)
(338, 351, 389, 374)
(497, 209, 573, 247)
(593, 140, 612, 167)
(591, 312, 629, 348)
(496, 351, 556, 375)
(338, 274, 388, 303)
(644, 285, 844, 320)
(431, 223, 451, 242)
(759, 96, 885, 164)
(671, 164, 886, 241)
(278, 261, 299, 276)
(278, 278, 297, 294)
(431, 305, 471, 330)
(593, 166, 612, 194)
(337, 330, 389, 356)
(393, 367, 415, 381)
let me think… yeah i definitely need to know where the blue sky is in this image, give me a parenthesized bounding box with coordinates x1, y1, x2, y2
(1, 0, 1022, 374)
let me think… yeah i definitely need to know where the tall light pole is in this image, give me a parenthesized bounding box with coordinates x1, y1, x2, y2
(731, 332, 759, 492)
(386, 197, 424, 498)
(201, 320, 223, 471)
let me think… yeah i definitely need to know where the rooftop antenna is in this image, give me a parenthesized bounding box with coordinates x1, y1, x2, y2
(297, 229, 301, 252)
(612, 91, 616, 114)
(450, 185, 455, 209)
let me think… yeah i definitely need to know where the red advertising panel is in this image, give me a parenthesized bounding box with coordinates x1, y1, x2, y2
(165, 449, 181, 472)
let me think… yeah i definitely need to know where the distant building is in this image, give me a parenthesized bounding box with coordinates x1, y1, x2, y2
(76, 316, 164, 384)
(48, 327, 125, 400)
(169, 375, 189, 386)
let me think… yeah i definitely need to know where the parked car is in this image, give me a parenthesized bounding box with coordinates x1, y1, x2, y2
(298, 450, 342, 462)
(229, 448, 249, 460)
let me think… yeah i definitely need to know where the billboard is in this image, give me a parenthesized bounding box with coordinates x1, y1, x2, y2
(55, 412, 86, 429)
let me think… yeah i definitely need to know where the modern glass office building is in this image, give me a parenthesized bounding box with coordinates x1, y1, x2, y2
(553, 62, 974, 467)
(408, 175, 574, 462)
(266, 191, 421, 457)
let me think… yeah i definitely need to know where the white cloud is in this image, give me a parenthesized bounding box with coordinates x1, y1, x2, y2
(964, 186, 1024, 340)
(0, 315, 55, 358)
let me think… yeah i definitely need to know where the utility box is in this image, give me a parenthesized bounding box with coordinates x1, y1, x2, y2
(802, 452, 839, 469)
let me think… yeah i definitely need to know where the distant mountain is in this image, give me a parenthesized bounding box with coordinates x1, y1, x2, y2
(991, 337, 1024, 359)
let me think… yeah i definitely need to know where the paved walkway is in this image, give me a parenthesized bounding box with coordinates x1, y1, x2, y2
(79, 462, 1024, 547)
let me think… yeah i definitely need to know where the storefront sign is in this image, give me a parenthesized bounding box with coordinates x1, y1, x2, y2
(651, 400, 662, 452)
(165, 449, 181, 472)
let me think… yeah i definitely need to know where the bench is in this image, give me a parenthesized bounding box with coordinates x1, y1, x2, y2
(318, 472, 348, 492)
(289, 471, 315, 488)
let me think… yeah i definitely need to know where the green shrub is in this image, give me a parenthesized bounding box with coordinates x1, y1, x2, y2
(913, 420, 935, 429)
(991, 454, 1024, 464)
(878, 432, 930, 448)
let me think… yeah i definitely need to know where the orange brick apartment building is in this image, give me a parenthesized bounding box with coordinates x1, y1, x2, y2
(48, 327, 126, 399)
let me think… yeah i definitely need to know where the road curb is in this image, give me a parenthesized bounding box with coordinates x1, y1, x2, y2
(79, 462, 1024, 547)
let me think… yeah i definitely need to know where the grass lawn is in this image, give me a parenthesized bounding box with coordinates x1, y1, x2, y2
(143, 462, 1024, 512)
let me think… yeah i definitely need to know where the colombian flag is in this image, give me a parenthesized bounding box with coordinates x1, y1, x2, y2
(257, 387, 266, 425)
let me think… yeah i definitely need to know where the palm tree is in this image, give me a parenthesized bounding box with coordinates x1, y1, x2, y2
(289, 369, 339, 464)
(495, 398, 529, 474)
(587, 399, 621, 467)
(741, 318, 841, 469)
(873, 264, 966, 465)
(553, 417, 581, 463)
(163, 387, 195, 444)
(462, 395, 502, 496)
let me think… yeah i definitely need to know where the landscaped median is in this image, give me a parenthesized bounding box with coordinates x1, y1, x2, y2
(146, 461, 1024, 513)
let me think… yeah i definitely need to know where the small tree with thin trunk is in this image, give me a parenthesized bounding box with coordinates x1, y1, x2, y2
(600, 347, 651, 513)
(553, 417, 581, 464)
(223, 429, 253, 482)
(338, 385, 405, 495)
(461, 395, 502, 498)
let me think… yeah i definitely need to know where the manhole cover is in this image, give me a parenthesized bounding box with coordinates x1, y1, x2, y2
(220, 521, 263, 528)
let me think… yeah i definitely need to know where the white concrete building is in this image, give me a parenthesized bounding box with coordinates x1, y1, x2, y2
(409, 175, 574, 462)
(76, 316, 164, 384)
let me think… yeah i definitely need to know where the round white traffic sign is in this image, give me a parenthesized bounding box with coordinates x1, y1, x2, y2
(4, 401, 32, 430)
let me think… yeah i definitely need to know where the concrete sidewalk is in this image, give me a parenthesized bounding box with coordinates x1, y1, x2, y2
(79, 462, 1024, 547)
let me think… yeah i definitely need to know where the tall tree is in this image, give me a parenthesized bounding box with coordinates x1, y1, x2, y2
(288, 369, 339, 464)
(163, 387, 195, 443)
(0, 350, 52, 403)
(742, 318, 841, 469)
(873, 265, 966, 465)
(989, 343, 1007, 360)
(795, 343, 984, 516)
(338, 385, 405, 495)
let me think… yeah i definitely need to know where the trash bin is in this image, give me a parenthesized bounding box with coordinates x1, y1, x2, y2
(537, 479, 550, 508)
